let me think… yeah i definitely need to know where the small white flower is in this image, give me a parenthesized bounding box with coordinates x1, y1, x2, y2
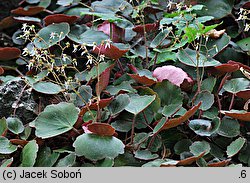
(50, 32, 56, 39)
(73, 44, 79, 53)
(22, 48, 29, 56)
(93, 42, 97, 50)
(104, 39, 112, 49)
(99, 54, 105, 62)
(21, 23, 28, 31)
(86, 55, 93, 65)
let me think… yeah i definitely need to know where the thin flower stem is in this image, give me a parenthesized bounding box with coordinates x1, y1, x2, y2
(229, 94, 235, 110)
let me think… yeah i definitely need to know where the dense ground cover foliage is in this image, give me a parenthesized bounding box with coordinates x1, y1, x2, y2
(0, 0, 250, 167)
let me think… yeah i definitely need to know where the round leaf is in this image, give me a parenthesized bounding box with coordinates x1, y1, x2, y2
(177, 48, 221, 67)
(174, 139, 192, 155)
(125, 95, 156, 115)
(34, 102, 79, 139)
(108, 94, 130, 116)
(236, 37, 250, 51)
(223, 78, 250, 94)
(56, 153, 76, 167)
(33, 23, 70, 49)
(0, 137, 17, 154)
(73, 134, 125, 161)
(134, 150, 159, 160)
(190, 141, 211, 156)
(68, 29, 109, 46)
(217, 117, 240, 138)
(21, 140, 38, 167)
(227, 137, 246, 158)
(194, 91, 214, 111)
(32, 81, 62, 94)
(6, 117, 24, 135)
(189, 118, 220, 137)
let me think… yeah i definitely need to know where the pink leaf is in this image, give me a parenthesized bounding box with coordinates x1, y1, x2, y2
(152, 65, 193, 87)
(97, 21, 125, 43)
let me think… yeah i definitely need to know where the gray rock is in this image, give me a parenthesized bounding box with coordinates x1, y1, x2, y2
(0, 79, 37, 124)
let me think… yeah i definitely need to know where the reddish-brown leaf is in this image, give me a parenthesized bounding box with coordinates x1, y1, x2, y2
(98, 21, 125, 43)
(0, 16, 16, 30)
(208, 159, 231, 167)
(133, 22, 159, 34)
(11, 6, 44, 16)
(223, 111, 250, 121)
(236, 90, 250, 100)
(10, 139, 29, 146)
(228, 60, 250, 72)
(177, 152, 205, 166)
(43, 14, 79, 26)
(243, 2, 250, 8)
(159, 102, 202, 131)
(0, 67, 4, 75)
(93, 44, 128, 60)
(128, 74, 157, 86)
(0, 47, 21, 61)
(214, 63, 240, 73)
(87, 122, 115, 136)
(79, 97, 114, 116)
(152, 65, 193, 87)
(96, 68, 110, 96)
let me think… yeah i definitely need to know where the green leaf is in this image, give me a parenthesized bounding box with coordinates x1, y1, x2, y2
(0, 117, 7, 136)
(34, 102, 79, 139)
(196, 0, 234, 19)
(217, 117, 240, 138)
(153, 117, 167, 134)
(73, 134, 125, 161)
(74, 85, 92, 106)
(153, 80, 183, 106)
(1, 158, 13, 167)
(190, 141, 211, 156)
(194, 90, 214, 111)
(174, 139, 192, 155)
(223, 78, 250, 94)
(56, 153, 76, 167)
(86, 61, 114, 81)
(68, 29, 109, 46)
(142, 159, 166, 167)
(162, 104, 182, 118)
(188, 118, 220, 137)
(32, 81, 62, 94)
(238, 143, 250, 166)
(125, 94, 156, 115)
(134, 150, 159, 160)
(150, 29, 170, 48)
(6, 117, 24, 135)
(236, 37, 250, 51)
(201, 34, 231, 57)
(33, 23, 70, 49)
(34, 147, 60, 167)
(201, 77, 216, 92)
(227, 137, 246, 158)
(91, 0, 133, 17)
(96, 157, 114, 167)
(106, 81, 136, 95)
(21, 140, 38, 167)
(108, 94, 130, 116)
(0, 137, 17, 154)
(177, 48, 221, 67)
